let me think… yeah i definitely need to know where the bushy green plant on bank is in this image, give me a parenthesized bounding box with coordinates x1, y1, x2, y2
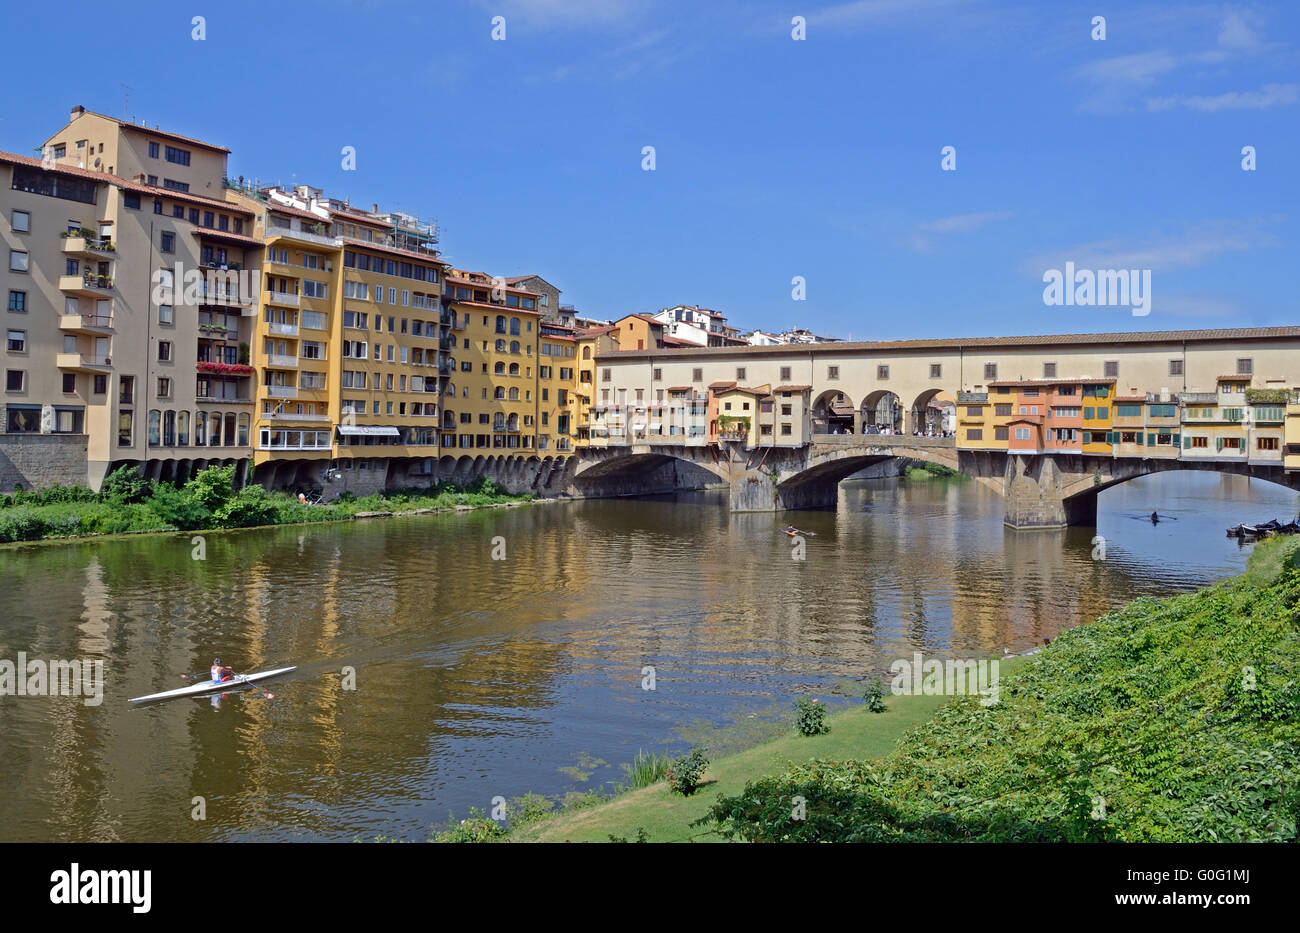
(698, 538, 1300, 842)
(0, 466, 530, 543)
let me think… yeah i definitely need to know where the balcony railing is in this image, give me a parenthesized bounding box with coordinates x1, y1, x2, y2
(265, 386, 298, 398)
(268, 291, 300, 306)
(266, 322, 299, 337)
(267, 354, 298, 368)
(58, 313, 114, 333)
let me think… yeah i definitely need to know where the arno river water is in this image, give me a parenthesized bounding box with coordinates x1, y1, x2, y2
(0, 471, 1296, 842)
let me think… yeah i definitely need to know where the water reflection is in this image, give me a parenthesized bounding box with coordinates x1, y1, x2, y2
(0, 471, 1293, 841)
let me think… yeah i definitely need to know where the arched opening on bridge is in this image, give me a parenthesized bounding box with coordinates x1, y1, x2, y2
(909, 388, 956, 436)
(861, 391, 902, 434)
(812, 390, 855, 435)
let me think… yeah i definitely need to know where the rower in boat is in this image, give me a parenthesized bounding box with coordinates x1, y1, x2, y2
(210, 658, 234, 684)
(1151, 511, 1159, 524)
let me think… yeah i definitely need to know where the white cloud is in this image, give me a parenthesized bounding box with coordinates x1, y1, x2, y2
(1146, 82, 1299, 112)
(1026, 221, 1278, 277)
(905, 211, 1010, 252)
(480, 0, 648, 27)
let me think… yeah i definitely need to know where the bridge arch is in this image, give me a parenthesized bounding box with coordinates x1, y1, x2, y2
(812, 390, 855, 434)
(861, 390, 902, 434)
(908, 388, 951, 435)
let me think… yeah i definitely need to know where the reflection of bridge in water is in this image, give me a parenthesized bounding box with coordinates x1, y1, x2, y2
(575, 433, 1300, 528)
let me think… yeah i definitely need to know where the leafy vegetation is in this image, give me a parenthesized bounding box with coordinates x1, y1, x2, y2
(794, 697, 830, 736)
(863, 680, 887, 713)
(619, 749, 672, 790)
(666, 746, 710, 796)
(0, 467, 531, 543)
(698, 538, 1300, 842)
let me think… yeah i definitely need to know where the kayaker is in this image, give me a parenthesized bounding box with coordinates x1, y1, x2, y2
(210, 659, 234, 684)
(786, 525, 796, 536)
(1151, 511, 1159, 523)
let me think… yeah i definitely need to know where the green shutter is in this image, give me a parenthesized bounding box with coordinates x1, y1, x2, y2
(1216, 437, 1223, 451)
(1183, 435, 1191, 449)
(1084, 407, 1094, 420)
(1172, 433, 1180, 447)
(1147, 433, 1156, 446)
(1108, 431, 1117, 444)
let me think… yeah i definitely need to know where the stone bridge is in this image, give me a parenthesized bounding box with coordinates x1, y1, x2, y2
(573, 436, 1300, 528)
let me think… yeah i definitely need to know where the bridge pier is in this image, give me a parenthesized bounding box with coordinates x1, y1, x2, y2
(730, 471, 839, 512)
(1002, 454, 1099, 529)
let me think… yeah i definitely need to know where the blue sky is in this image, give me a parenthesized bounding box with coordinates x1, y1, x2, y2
(4, 0, 1297, 339)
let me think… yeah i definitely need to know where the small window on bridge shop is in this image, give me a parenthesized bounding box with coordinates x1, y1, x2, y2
(736, 367, 746, 380)
(653, 368, 662, 381)
(827, 366, 839, 380)
(984, 363, 998, 381)
(1104, 361, 1119, 378)
(1189, 436, 1208, 449)
(1015, 428, 1032, 441)
(930, 364, 941, 379)
(877, 365, 889, 380)
(780, 366, 792, 382)
(995, 404, 1012, 416)
(966, 428, 983, 441)
(1258, 436, 1280, 451)
(1237, 358, 1254, 375)
(1042, 362, 1057, 378)
(692, 368, 703, 382)
(994, 427, 1009, 441)
(1169, 359, 1184, 376)
(780, 424, 792, 435)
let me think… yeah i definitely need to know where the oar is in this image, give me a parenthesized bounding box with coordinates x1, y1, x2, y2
(231, 672, 275, 699)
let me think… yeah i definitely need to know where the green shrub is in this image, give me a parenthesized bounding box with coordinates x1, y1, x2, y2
(144, 482, 211, 530)
(431, 807, 507, 843)
(666, 746, 709, 796)
(0, 507, 47, 542)
(183, 466, 236, 512)
(794, 696, 830, 736)
(101, 465, 148, 504)
(863, 680, 887, 713)
(213, 485, 280, 528)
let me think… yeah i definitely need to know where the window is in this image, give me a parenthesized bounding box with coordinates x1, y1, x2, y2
(930, 364, 941, 379)
(1169, 359, 1184, 376)
(1258, 436, 1279, 451)
(693, 368, 704, 382)
(7, 290, 26, 312)
(123, 192, 140, 210)
(877, 365, 889, 380)
(966, 428, 983, 441)
(93, 374, 106, 394)
(12, 210, 30, 233)
(160, 231, 175, 252)
(158, 341, 172, 361)
(153, 199, 163, 214)
(173, 204, 184, 218)
(1015, 427, 1032, 441)
(1190, 436, 1208, 448)
(120, 376, 134, 404)
(9, 250, 28, 272)
(158, 377, 172, 398)
(994, 427, 1009, 441)
(6, 329, 24, 352)
(1104, 361, 1119, 378)
(1043, 362, 1057, 378)
(965, 405, 983, 417)
(5, 369, 24, 391)
(1237, 358, 1253, 375)
(162, 179, 189, 193)
(148, 141, 160, 158)
(159, 304, 173, 324)
(117, 411, 133, 446)
(736, 367, 746, 381)
(995, 404, 1012, 416)
(984, 363, 997, 381)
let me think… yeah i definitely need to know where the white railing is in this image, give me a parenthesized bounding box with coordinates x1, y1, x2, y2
(267, 322, 299, 336)
(267, 354, 298, 368)
(266, 385, 298, 398)
(268, 292, 299, 306)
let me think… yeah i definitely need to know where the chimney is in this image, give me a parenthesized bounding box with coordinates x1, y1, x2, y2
(70, 105, 85, 121)
(372, 203, 378, 214)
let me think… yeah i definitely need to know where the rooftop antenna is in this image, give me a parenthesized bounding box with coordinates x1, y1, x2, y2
(121, 83, 134, 122)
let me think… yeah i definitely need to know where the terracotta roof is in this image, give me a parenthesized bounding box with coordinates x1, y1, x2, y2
(576, 325, 617, 337)
(1216, 374, 1253, 381)
(1114, 395, 1148, 402)
(57, 109, 231, 153)
(600, 327, 1300, 359)
(329, 209, 389, 228)
(708, 381, 737, 390)
(666, 386, 693, 392)
(774, 384, 811, 392)
(191, 228, 262, 247)
(0, 150, 253, 216)
(662, 336, 700, 347)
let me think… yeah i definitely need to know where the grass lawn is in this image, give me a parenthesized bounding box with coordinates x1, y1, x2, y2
(517, 657, 1027, 843)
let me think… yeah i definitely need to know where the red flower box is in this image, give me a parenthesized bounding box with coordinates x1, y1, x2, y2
(196, 361, 253, 376)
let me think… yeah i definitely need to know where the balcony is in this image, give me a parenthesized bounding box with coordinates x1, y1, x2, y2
(266, 410, 330, 422)
(61, 235, 115, 258)
(267, 291, 299, 306)
(56, 352, 111, 372)
(198, 288, 255, 309)
(266, 226, 341, 249)
(267, 353, 298, 369)
(59, 272, 113, 297)
(196, 361, 254, 377)
(1180, 392, 1217, 404)
(266, 321, 299, 337)
(59, 313, 114, 335)
(266, 385, 298, 399)
(196, 395, 253, 405)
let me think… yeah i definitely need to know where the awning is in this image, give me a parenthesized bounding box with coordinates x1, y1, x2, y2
(337, 425, 401, 436)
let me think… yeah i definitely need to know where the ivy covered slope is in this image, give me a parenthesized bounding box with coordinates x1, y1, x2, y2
(703, 538, 1300, 842)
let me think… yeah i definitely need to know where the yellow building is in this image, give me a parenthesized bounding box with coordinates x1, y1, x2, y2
(537, 323, 577, 454)
(1081, 382, 1114, 454)
(574, 325, 619, 445)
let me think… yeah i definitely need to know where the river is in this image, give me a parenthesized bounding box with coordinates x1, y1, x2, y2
(0, 471, 1295, 841)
